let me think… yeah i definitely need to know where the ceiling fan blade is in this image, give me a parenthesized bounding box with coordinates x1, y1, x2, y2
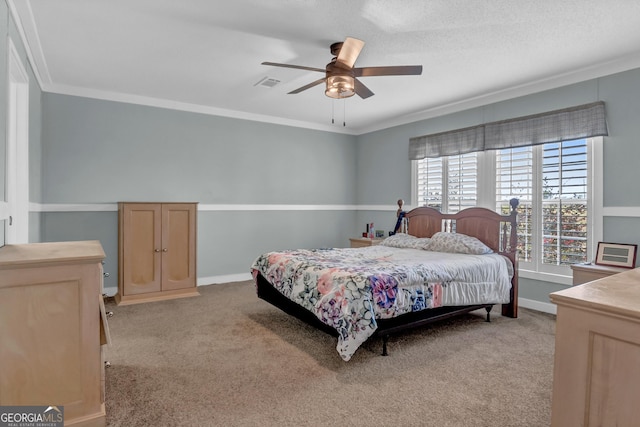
(262, 62, 325, 73)
(354, 79, 374, 99)
(354, 65, 423, 77)
(288, 77, 327, 94)
(335, 37, 365, 69)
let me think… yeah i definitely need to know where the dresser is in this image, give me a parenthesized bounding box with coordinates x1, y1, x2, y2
(570, 263, 627, 285)
(0, 240, 109, 426)
(549, 268, 640, 426)
(117, 202, 199, 305)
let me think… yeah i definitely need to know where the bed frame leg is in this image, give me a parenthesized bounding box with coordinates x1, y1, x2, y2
(382, 335, 390, 356)
(485, 305, 492, 322)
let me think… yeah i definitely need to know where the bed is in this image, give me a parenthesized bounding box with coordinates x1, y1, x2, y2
(251, 200, 519, 361)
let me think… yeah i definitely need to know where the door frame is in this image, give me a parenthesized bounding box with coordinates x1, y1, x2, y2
(3, 36, 30, 244)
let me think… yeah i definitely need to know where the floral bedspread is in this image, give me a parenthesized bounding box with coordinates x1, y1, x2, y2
(251, 246, 512, 361)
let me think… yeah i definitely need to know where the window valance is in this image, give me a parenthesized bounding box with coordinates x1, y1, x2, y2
(409, 101, 608, 159)
(408, 125, 484, 159)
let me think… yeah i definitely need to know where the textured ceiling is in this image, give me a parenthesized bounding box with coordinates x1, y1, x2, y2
(10, 0, 640, 134)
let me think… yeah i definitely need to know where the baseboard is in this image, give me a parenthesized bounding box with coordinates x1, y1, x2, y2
(101, 273, 253, 297)
(518, 297, 557, 315)
(103, 286, 118, 297)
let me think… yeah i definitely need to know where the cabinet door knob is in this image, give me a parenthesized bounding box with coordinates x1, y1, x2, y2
(154, 249, 160, 252)
(162, 248, 168, 252)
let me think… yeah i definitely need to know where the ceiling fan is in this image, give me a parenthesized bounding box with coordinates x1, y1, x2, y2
(262, 37, 423, 100)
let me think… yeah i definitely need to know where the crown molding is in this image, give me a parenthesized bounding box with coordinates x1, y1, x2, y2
(42, 53, 640, 136)
(44, 83, 359, 135)
(6, 0, 51, 88)
(9, 0, 640, 136)
(358, 51, 640, 134)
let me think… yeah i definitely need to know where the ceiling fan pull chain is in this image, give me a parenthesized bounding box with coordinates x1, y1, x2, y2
(331, 100, 335, 124)
(343, 99, 346, 127)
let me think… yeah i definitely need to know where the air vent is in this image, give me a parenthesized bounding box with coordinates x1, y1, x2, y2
(254, 77, 281, 88)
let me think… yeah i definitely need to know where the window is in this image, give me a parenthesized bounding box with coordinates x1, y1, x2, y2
(540, 141, 589, 266)
(413, 138, 601, 280)
(415, 152, 477, 213)
(496, 146, 533, 263)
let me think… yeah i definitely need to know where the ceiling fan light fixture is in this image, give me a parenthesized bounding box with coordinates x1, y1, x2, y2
(263, 37, 421, 99)
(325, 75, 355, 99)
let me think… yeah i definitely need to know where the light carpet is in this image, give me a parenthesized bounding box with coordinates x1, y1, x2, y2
(104, 280, 555, 427)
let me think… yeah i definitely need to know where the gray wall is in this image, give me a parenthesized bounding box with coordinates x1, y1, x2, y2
(38, 94, 358, 292)
(40, 96, 357, 205)
(7, 2, 638, 304)
(355, 68, 640, 302)
(31, 69, 640, 301)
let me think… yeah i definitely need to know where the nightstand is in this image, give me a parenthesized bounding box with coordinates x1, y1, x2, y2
(570, 263, 628, 285)
(349, 238, 383, 248)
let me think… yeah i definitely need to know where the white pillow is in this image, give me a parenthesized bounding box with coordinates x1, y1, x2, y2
(380, 233, 431, 250)
(427, 232, 493, 255)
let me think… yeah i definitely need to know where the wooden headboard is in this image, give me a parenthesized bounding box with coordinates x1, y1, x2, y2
(403, 200, 519, 255)
(399, 199, 520, 318)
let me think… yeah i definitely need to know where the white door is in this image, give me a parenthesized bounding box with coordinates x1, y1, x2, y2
(2, 38, 29, 245)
